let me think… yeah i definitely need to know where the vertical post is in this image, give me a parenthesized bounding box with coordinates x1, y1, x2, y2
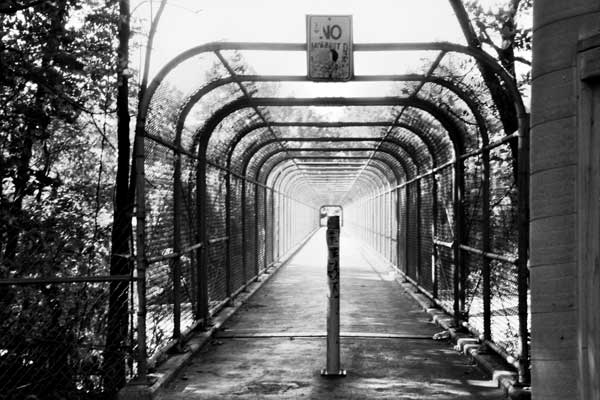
(396, 187, 402, 270)
(134, 102, 148, 382)
(196, 154, 209, 327)
(453, 158, 465, 327)
(482, 150, 491, 341)
(415, 179, 421, 284)
(272, 190, 278, 262)
(322, 216, 345, 377)
(241, 178, 247, 285)
(517, 114, 530, 385)
(224, 171, 232, 300)
(405, 185, 410, 277)
(172, 152, 182, 345)
(432, 172, 439, 299)
(263, 186, 269, 270)
(254, 182, 260, 279)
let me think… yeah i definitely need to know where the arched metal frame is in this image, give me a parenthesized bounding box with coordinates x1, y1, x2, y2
(134, 41, 529, 383)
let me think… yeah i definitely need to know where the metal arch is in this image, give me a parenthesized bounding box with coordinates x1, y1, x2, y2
(267, 156, 405, 188)
(256, 148, 411, 185)
(267, 159, 400, 192)
(226, 123, 438, 172)
(277, 174, 375, 205)
(251, 148, 414, 186)
(277, 167, 390, 198)
(269, 160, 398, 189)
(140, 41, 526, 130)
(279, 174, 383, 209)
(225, 123, 440, 192)
(271, 158, 397, 205)
(195, 97, 466, 161)
(271, 165, 385, 189)
(239, 137, 430, 178)
(176, 74, 489, 156)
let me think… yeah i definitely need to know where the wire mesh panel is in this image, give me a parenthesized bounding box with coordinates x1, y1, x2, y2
(489, 144, 521, 357)
(434, 166, 455, 311)
(419, 175, 434, 293)
(490, 260, 521, 357)
(0, 281, 131, 400)
(206, 165, 228, 309)
(265, 189, 274, 267)
(464, 155, 484, 250)
(230, 176, 244, 293)
(179, 154, 200, 329)
(256, 186, 266, 273)
(144, 141, 175, 358)
(397, 187, 407, 272)
(244, 183, 256, 283)
(463, 250, 485, 336)
(406, 181, 419, 281)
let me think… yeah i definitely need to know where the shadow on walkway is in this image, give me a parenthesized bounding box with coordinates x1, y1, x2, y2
(157, 229, 504, 399)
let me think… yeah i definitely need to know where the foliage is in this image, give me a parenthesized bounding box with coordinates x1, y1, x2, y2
(0, 1, 121, 398)
(463, 0, 532, 96)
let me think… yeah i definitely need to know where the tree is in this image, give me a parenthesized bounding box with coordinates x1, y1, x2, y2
(449, 0, 530, 165)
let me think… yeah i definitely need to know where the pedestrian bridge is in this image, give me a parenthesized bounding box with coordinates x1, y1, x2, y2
(4, 2, 600, 399)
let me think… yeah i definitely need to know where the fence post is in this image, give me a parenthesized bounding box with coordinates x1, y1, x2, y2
(322, 216, 345, 377)
(453, 159, 465, 326)
(432, 172, 439, 299)
(172, 152, 182, 346)
(517, 114, 531, 385)
(482, 150, 491, 341)
(241, 178, 247, 286)
(254, 182, 260, 279)
(224, 170, 232, 301)
(415, 179, 421, 285)
(263, 186, 269, 270)
(196, 154, 209, 327)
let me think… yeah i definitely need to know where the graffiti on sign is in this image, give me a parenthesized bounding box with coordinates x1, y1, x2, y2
(306, 15, 353, 81)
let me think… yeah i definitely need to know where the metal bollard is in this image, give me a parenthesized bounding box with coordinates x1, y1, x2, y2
(321, 216, 346, 377)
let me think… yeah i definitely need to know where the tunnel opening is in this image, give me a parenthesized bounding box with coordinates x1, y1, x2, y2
(131, 39, 529, 389)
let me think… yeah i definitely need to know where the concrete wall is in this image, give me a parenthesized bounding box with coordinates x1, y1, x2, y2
(531, 1, 600, 399)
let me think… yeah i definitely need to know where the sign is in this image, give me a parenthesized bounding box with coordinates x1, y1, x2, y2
(306, 15, 353, 81)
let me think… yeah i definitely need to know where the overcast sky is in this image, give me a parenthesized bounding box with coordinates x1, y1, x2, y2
(132, 0, 468, 78)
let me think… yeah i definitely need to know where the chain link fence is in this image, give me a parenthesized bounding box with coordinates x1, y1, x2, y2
(346, 136, 528, 382)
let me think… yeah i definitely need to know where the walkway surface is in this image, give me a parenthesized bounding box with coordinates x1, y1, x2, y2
(157, 229, 504, 399)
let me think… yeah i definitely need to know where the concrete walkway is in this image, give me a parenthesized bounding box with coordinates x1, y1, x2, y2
(157, 229, 504, 399)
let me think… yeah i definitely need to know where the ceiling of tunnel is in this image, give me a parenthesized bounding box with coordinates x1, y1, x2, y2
(140, 4, 522, 208)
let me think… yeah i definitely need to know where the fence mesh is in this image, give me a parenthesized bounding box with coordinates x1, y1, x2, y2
(346, 141, 527, 375)
(0, 281, 132, 400)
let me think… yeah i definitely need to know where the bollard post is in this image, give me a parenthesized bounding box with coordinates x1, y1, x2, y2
(322, 216, 346, 377)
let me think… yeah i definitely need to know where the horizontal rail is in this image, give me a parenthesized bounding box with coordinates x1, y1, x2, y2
(208, 236, 229, 245)
(433, 239, 454, 249)
(147, 242, 204, 264)
(0, 275, 135, 286)
(459, 244, 517, 264)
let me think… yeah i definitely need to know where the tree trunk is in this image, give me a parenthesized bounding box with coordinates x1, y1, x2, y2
(104, 0, 132, 396)
(448, 0, 519, 145)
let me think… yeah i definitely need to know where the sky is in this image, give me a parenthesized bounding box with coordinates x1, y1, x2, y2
(131, 0, 467, 79)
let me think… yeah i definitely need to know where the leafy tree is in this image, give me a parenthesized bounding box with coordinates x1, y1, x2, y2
(0, 1, 122, 398)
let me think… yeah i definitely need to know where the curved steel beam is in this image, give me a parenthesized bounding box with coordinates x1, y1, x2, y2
(267, 159, 399, 194)
(174, 74, 488, 154)
(267, 156, 404, 189)
(196, 97, 465, 161)
(240, 136, 429, 178)
(250, 147, 413, 186)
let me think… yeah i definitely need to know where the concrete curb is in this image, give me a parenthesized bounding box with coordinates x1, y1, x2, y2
(396, 277, 531, 400)
(355, 242, 531, 400)
(119, 230, 319, 400)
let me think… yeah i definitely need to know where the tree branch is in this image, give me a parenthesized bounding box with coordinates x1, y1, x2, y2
(0, 0, 47, 14)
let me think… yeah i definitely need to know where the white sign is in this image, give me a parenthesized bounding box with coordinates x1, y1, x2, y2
(306, 15, 353, 81)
